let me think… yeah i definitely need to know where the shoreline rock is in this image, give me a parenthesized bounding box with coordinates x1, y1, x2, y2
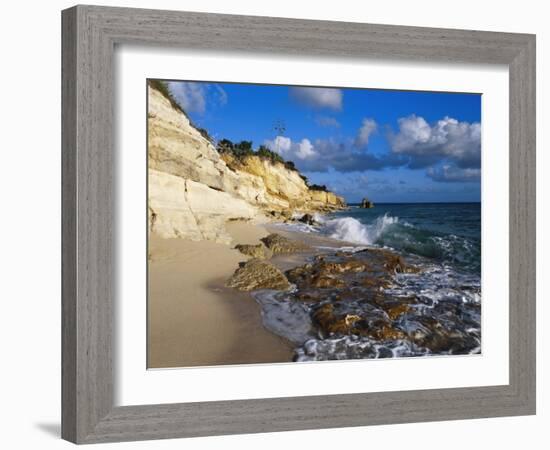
(234, 243, 273, 260)
(260, 233, 310, 254)
(298, 213, 317, 226)
(226, 259, 291, 291)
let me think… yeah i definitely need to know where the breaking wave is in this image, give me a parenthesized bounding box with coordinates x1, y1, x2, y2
(276, 204, 481, 273)
(317, 213, 480, 274)
(322, 213, 399, 245)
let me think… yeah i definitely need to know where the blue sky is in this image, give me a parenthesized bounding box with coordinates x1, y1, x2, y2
(164, 80, 482, 203)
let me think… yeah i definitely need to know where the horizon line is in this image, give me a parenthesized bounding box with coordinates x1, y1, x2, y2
(345, 200, 481, 204)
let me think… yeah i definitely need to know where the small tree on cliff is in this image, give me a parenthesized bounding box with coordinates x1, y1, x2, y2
(309, 184, 328, 191)
(217, 138, 234, 154)
(257, 145, 285, 165)
(217, 139, 255, 159)
(284, 160, 296, 171)
(233, 141, 254, 158)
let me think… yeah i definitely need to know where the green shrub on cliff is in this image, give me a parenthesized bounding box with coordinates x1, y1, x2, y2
(217, 139, 300, 172)
(216, 138, 234, 154)
(234, 141, 254, 157)
(283, 160, 296, 171)
(257, 145, 285, 165)
(309, 184, 328, 192)
(218, 139, 255, 158)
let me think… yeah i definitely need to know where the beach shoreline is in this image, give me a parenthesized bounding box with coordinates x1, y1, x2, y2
(147, 219, 357, 368)
(148, 221, 295, 369)
(149, 212, 481, 367)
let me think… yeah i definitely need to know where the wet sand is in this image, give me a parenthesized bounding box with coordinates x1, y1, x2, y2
(147, 221, 294, 368)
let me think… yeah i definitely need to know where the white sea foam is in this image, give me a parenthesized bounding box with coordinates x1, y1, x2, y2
(295, 336, 429, 361)
(312, 212, 326, 224)
(322, 213, 399, 245)
(314, 245, 368, 253)
(252, 290, 315, 345)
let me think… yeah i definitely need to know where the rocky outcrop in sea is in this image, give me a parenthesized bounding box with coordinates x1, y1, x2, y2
(360, 197, 374, 208)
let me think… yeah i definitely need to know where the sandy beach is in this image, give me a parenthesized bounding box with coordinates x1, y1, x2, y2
(147, 219, 361, 368)
(147, 221, 295, 368)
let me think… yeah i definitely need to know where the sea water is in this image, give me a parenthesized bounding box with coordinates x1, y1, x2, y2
(324, 203, 481, 274)
(254, 203, 482, 361)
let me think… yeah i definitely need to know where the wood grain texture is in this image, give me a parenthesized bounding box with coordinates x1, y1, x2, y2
(61, 4, 536, 444)
(61, 7, 77, 443)
(62, 5, 114, 442)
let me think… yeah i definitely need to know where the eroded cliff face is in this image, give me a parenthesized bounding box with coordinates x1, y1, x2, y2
(221, 153, 345, 212)
(148, 169, 258, 244)
(147, 85, 345, 243)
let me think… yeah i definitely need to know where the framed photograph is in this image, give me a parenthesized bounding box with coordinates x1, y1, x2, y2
(62, 5, 536, 444)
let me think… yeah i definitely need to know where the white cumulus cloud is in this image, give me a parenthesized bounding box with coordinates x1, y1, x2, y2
(390, 115, 481, 168)
(265, 136, 317, 160)
(355, 118, 377, 148)
(289, 87, 343, 110)
(295, 139, 316, 159)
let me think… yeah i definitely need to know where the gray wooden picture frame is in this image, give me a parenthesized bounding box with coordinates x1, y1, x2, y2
(61, 4, 536, 444)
